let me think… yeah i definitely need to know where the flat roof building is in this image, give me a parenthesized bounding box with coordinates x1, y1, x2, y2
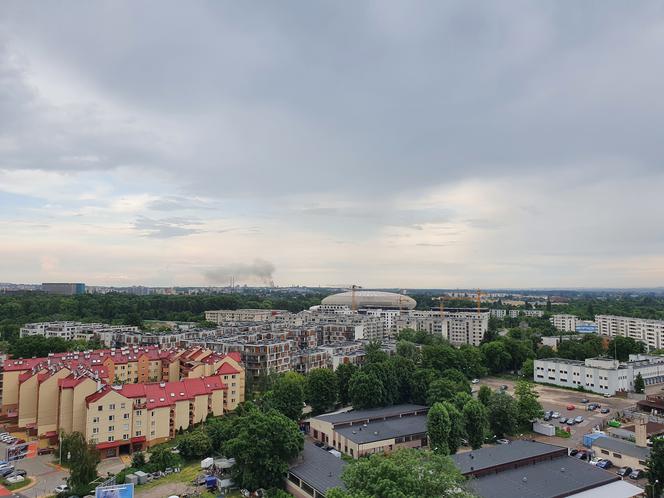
(287, 442, 346, 498)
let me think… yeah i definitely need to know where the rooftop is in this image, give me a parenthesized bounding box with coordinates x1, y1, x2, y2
(289, 442, 346, 495)
(452, 440, 565, 475)
(592, 436, 651, 460)
(314, 404, 427, 425)
(466, 455, 620, 498)
(334, 415, 427, 444)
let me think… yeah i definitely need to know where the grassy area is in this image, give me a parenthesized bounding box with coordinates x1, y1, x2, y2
(2, 477, 33, 491)
(134, 461, 200, 491)
(555, 428, 572, 438)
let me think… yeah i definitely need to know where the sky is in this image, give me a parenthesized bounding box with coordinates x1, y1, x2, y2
(1, 1, 664, 289)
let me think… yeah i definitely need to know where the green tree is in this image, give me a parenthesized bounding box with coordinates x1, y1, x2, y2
(537, 345, 556, 359)
(326, 449, 473, 498)
(427, 403, 451, 454)
(307, 368, 338, 414)
(364, 341, 389, 364)
(349, 371, 386, 409)
(487, 392, 518, 437)
(8, 335, 70, 358)
(480, 341, 512, 373)
(396, 340, 420, 362)
(462, 400, 489, 449)
(440, 401, 465, 454)
(427, 379, 457, 406)
(608, 336, 645, 362)
(453, 392, 473, 412)
(514, 380, 544, 426)
(635, 372, 646, 394)
(269, 372, 306, 420)
(410, 368, 439, 405)
(178, 430, 212, 460)
(522, 358, 535, 378)
(646, 439, 664, 498)
(223, 403, 303, 491)
(149, 446, 182, 471)
(336, 363, 358, 405)
(478, 385, 493, 406)
(131, 451, 146, 468)
(459, 345, 488, 378)
(60, 432, 100, 494)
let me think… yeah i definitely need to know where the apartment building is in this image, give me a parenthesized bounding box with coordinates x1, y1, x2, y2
(1, 347, 244, 456)
(490, 309, 506, 319)
(550, 314, 578, 332)
(595, 315, 664, 350)
(292, 349, 331, 374)
(393, 311, 489, 347)
(533, 354, 664, 395)
(41, 282, 86, 295)
(204, 309, 288, 323)
(20, 322, 141, 342)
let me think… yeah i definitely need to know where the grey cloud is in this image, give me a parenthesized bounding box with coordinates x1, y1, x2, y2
(203, 259, 276, 286)
(132, 216, 203, 238)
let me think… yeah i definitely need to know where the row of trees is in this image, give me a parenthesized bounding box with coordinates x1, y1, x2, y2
(427, 380, 543, 452)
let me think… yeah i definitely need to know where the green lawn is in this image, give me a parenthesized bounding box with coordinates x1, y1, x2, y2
(2, 477, 33, 491)
(133, 462, 200, 491)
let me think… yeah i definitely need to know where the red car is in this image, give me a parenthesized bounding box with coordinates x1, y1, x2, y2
(567, 404, 575, 410)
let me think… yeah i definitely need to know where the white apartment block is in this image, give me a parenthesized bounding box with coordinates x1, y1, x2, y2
(534, 355, 664, 395)
(551, 314, 578, 332)
(204, 309, 289, 323)
(523, 310, 544, 318)
(595, 315, 664, 350)
(20, 322, 140, 342)
(394, 312, 489, 347)
(490, 309, 506, 319)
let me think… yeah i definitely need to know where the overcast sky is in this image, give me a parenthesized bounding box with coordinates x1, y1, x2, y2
(1, 1, 664, 288)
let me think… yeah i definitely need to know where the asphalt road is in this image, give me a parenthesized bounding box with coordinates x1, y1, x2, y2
(0, 441, 68, 498)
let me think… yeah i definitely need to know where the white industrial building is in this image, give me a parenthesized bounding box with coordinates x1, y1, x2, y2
(534, 354, 664, 395)
(595, 315, 664, 350)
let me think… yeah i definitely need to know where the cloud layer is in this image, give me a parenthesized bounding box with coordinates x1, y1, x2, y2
(1, 1, 664, 287)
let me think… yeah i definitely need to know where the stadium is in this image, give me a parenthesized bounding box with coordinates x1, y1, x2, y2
(321, 290, 417, 310)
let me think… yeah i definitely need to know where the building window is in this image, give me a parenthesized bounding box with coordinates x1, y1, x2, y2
(98, 406, 103, 411)
(92, 428, 99, 434)
(108, 436, 114, 442)
(123, 434, 129, 440)
(109, 426, 115, 432)
(123, 413, 129, 419)
(136, 431, 142, 436)
(109, 403, 115, 410)
(93, 417, 99, 423)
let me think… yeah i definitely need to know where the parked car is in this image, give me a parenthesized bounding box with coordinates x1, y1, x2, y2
(500, 385, 509, 391)
(576, 451, 590, 460)
(589, 457, 602, 466)
(597, 459, 613, 470)
(629, 469, 644, 479)
(0, 467, 15, 478)
(54, 484, 70, 493)
(604, 393, 612, 398)
(569, 449, 579, 456)
(11, 469, 27, 477)
(543, 411, 552, 421)
(6, 475, 24, 484)
(551, 412, 561, 419)
(496, 439, 510, 445)
(559, 417, 567, 424)
(567, 404, 576, 410)
(574, 416, 584, 423)
(566, 418, 575, 426)
(617, 467, 632, 477)
(581, 398, 589, 403)
(600, 408, 610, 414)
(38, 447, 54, 455)
(472, 379, 480, 384)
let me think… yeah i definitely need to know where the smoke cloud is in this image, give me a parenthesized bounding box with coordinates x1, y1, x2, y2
(203, 259, 276, 286)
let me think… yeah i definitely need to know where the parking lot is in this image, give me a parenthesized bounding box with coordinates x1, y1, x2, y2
(0, 439, 68, 498)
(480, 377, 635, 447)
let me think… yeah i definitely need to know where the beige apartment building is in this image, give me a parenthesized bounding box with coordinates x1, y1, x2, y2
(1, 346, 244, 457)
(596, 315, 664, 350)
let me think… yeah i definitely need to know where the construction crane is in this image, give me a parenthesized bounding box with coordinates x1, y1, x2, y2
(433, 295, 449, 319)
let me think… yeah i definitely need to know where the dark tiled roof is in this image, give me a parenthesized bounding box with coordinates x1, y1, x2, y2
(452, 441, 564, 475)
(334, 415, 428, 444)
(314, 404, 427, 425)
(289, 442, 346, 495)
(592, 437, 651, 460)
(466, 455, 619, 498)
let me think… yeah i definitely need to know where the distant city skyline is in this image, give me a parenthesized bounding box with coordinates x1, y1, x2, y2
(2, 2, 664, 288)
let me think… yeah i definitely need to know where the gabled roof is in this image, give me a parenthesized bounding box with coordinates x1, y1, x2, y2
(217, 363, 241, 375)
